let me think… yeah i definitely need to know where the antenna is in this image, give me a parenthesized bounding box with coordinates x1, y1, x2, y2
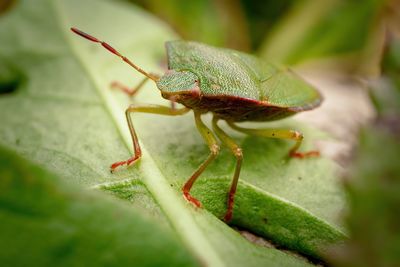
(70, 27, 158, 82)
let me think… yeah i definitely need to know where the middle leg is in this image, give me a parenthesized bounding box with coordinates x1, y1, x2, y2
(212, 117, 243, 222)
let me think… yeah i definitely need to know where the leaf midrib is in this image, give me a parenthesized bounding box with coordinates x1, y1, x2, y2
(52, 0, 224, 266)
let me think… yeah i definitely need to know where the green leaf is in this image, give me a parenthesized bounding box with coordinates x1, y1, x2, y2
(0, 144, 199, 267)
(0, 0, 345, 265)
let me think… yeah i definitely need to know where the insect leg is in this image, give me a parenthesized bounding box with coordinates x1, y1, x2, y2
(182, 111, 220, 208)
(212, 117, 243, 222)
(111, 73, 161, 98)
(227, 122, 319, 158)
(170, 101, 176, 110)
(111, 104, 190, 172)
(111, 77, 150, 97)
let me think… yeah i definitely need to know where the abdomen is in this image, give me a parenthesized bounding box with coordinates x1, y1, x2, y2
(188, 95, 296, 122)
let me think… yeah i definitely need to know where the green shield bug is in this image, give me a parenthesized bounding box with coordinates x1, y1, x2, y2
(71, 27, 322, 222)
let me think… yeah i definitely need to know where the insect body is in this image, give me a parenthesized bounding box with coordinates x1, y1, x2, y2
(71, 28, 322, 222)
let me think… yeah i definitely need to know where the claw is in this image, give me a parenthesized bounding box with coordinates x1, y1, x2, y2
(110, 161, 126, 172)
(224, 210, 233, 222)
(223, 192, 235, 222)
(110, 81, 119, 88)
(110, 156, 139, 172)
(183, 192, 202, 208)
(289, 150, 320, 159)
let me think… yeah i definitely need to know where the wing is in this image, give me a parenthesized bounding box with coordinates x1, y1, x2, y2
(260, 68, 322, 110)
(228, 50, 322, 110)
(166, 41, 322, 110)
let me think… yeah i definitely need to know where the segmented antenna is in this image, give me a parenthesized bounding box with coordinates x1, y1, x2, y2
(70, 27, 158, 81)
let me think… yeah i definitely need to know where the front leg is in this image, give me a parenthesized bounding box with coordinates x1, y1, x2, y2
(111, 75, 176, 109)
(227, 121, 319, 158)
(111, 76, 150, 97)
(111, 72, 161, 97)
(111, 104, 190, 172)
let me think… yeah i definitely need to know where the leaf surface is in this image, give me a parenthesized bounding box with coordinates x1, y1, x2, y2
(0, 145, 198, 267)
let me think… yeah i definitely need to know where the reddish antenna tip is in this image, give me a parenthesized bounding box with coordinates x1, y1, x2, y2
(70, 27, 157, 82)
(70, 27, 99, 42)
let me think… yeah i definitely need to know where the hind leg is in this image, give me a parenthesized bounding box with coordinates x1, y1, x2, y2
(227, 122, 319, 158)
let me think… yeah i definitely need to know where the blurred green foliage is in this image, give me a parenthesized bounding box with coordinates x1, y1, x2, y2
(370, 31, 400, 125)
(130, 0, 251, 51)
(260, 0, 385, 65)
(328, 126, 400, 267)
(382, 38, 400, 94)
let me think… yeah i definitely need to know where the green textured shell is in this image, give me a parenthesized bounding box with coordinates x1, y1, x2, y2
(165, 41, 322, 111)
